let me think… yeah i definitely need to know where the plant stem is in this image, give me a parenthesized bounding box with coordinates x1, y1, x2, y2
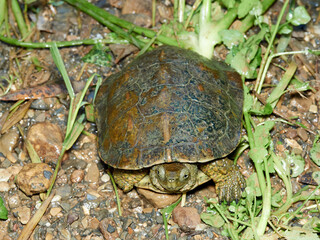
(0, 34, 128, 48)
(178, 0, 185, 23)
(11, 0, 28, 38)
(107, 170, 122, 216)
(254, 0, 289, 94)
(238, 0, 277, 33)
(256, 157, 271, 236)
(273, 186, 320, 216)
(198, 1, 238, 58)
(47, 147, 66, 196)
(64, 0, 178, 47)
(0, 0, 6, 26)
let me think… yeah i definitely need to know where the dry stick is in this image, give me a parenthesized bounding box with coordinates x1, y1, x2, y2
(17, 191, 55, 240)
(253, 91, 316, 135)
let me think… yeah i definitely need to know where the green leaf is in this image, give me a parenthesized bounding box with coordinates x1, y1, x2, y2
(254, 121, 275, 148)
(225, 26, 266, 78)
(0, 196, 8, 220)
(200, 212, 225, 228)
(249, 147, 268, 164)
(246, 173, 261, 197)
(82, 43, 113, 67)
(314, 222, 320, 232)
(63, 115, 85, 150)
(248, 1, 263, 16)
(282, 228, 319, 240)
(310, 142, 320, 166)
(278, 25, 293, 35)
(220, 30, 245, 49)
(284, 152, 305, 177)
(312, 171, 320, 185)
(85, 104, 95, 122)
(289, 78, 313, 92)
(290, 6, 311, 26)
(276, 34, 291, 53)
(160, 197, 181, 240)
(243, 84, 253, 113)
(219, 0, 236, 9)
(242, 227, 254, 240)
(271, 191, 283, 207)
(238, 0, 259, 19)
(249, 102, 273, 116)
(50, 43, 74, 98)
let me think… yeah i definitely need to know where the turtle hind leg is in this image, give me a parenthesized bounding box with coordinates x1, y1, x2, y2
(199, 158, 246, 203)
(112, 168, 148, 192)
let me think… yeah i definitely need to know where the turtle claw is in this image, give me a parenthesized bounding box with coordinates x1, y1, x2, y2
(215, 165, 246, 203)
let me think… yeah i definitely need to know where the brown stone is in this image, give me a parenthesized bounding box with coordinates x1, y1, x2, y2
(0, 129, 19, 163)
(27, 122, 63, 163)
(85, 163, 100, 183)
(16, 163, 54, 196)
(99, 218, 119, 240)
(13, 206, 31, 224)
(70, 169, 85, 183)
(297, 128, 308, 142)
(172, 206, 202, 232)
(137, 188, 181, 208)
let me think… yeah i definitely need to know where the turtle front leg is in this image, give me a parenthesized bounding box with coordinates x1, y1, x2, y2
(199, 158, 245, 203)
(112, 168, 148, 192)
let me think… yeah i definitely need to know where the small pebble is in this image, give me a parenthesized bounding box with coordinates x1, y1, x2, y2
(285, 139, 302, 152)
(172, 206, 202, 232)
(15, 206, 31, 225)
(100, 174, 110, 183)
(55, 185, 72, 199)
(88, 217, 100, 229)
(71, 142, 99, 163)
(286, 129, 297, 139)
(8, 194, 20, 209)
(309, 104, 317, 113)
(127, 226, 134, 235)
(297, 128, 308, 142)
(0, 182, 12, 192)
(67, 212, 79, 224)
(0, 129, 19, 161)
(59, 228, 71, 239)
(82, 203, 91, 215)
(107, 224, 116, 233)
(70, 169, 85, 183)
(100, 218, 120, 239)
(85, 163, 100, 183)
(122, 218, 133, 229)
(50, 207, 62, 216)
(45, 232, 54, 240)
(0, 168, 11, 182)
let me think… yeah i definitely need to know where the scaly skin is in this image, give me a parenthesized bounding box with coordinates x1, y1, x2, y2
(200, 158, 246, 202)
(113, 168, 148, 192)
(113, 160, 245, 203)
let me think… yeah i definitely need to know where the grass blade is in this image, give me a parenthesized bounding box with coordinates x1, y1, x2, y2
(17, 191, 55, 240)
(11, 0, 28, 38)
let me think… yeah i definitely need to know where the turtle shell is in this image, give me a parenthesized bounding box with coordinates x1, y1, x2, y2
(95, 46, 243, 170)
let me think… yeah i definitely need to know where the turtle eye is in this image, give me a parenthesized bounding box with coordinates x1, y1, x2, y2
(180, 168, 189, 181)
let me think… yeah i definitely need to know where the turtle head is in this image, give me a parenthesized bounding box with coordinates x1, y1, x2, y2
(150, 163, 198, 193)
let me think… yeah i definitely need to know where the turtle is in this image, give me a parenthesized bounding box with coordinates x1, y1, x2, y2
(95, 45, 245, 202)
